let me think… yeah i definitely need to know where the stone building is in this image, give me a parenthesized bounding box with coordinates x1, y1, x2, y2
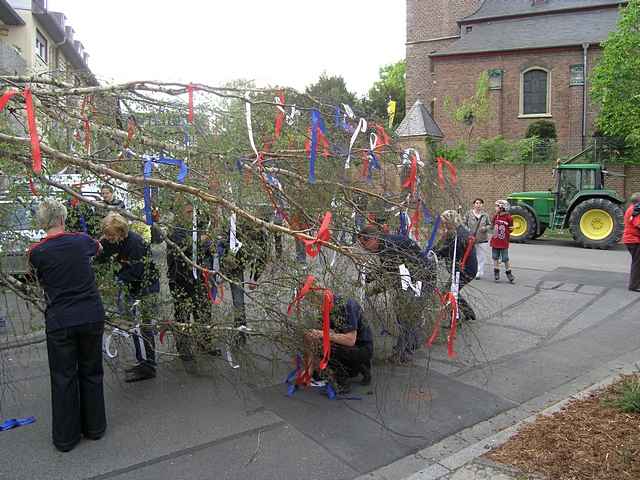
(405, 0, 627, 153)
(1, 0, 96, 84)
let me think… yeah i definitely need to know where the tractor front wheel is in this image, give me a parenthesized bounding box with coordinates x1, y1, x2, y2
(509, 205, 537, 243)
(569, 198, 623, 249)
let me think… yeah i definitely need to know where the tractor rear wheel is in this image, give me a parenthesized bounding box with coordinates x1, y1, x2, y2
(509, 205, 537, 243)
(569, 198, 623, 249)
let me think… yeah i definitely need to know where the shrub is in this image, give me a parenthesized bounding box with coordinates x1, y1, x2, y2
(517, 136, 558, 163)
(475, 136, 512, 163)
(605, 376, 640, 413)
(525, 120, 557, 140)
(433, 141, 468, 163)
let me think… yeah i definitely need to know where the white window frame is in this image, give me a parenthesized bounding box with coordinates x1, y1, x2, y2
(35, 29, 48, 64)
(519, 67, 552, 118)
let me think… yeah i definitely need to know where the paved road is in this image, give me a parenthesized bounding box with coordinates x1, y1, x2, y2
(0, 240, 636, 480)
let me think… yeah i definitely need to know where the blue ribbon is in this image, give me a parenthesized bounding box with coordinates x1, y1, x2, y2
(367, 150, 381, 182)
(143, 155, 190, 225)
(308, 109, 327, 184)
(398, 211, 409, 237)
(235, 158, 244, 173)
(425, 215, 441, 252)
(79, 215, 88, 234)
(0, 416, 35, 431)
(285, 353, 303, 397)
(422, 203, 433, 225)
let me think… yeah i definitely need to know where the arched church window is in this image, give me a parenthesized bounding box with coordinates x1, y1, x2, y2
(521, 68, 550, 116)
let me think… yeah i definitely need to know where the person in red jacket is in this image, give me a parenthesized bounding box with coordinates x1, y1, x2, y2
(490, 200, 515, 283)
(623, 193, 640, 291)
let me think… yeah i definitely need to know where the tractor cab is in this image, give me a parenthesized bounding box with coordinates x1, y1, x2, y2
(554, 163, 602, 212)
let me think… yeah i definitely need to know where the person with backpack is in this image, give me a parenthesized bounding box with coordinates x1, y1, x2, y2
(464, 198, 491, 279)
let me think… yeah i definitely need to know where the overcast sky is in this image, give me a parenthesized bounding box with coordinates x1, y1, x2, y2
(47, 1, 406, 96)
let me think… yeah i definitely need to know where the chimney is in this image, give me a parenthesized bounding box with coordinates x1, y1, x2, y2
(65, 26, 74, 42)
(83, 52, 89, 65)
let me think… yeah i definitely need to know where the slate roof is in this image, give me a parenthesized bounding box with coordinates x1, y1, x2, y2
(464, 0, 625, 22)
(433, 7, 620, 57)
(395, 100, 444, 138)
(0, 0, 24, 25)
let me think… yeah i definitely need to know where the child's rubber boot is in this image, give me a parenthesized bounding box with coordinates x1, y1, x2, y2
(494, 268, 500, 282)
(506, 270, 515, 284)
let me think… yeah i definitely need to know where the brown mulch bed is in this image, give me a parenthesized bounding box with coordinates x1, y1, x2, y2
(486, 375, 640, 480)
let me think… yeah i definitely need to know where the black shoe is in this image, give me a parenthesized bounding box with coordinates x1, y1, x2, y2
(54, 438, 80, 452)
(83, 430, 105, 441)
(506, 270, 515, 284)
(125, 364, 156, 383)
(494, 269, 500, 282)
(360, 366, 372, 386)
(124, 363, 142, 374)
(334, 381, 352, 395)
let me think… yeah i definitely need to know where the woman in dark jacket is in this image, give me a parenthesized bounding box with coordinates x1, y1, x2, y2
(28, 199, 106, 452)
(437, 210, 478, 321)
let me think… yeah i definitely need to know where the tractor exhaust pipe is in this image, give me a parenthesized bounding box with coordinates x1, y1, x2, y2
(582, 43, 589, 150)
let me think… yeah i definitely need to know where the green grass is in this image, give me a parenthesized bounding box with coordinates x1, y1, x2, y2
(540, 228, 573, 241)
(604, 376, 640, 413)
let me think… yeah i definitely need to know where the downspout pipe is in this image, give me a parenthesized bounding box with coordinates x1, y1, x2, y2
(582, 43, 590, 149)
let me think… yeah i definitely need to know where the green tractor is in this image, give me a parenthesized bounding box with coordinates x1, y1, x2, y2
(508, 150, 624, 249)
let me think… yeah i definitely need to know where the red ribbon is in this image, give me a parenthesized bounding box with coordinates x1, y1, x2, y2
(22, 88, 42, 174)
(274, 91, 285, 138)
(126, 117, 136, 146)
(0, 89, 19, 110)
(187, 83, 196, 123)
(426, 291, 458, 358)
(460, 236, 476, 271)
(436, 156, 457, 191)
(372, 123, 391, 151)
(410, 203, 422, 241)
(28, 176, 38, 196)
(287, 275, 334, 370)
(300, 212, 332, 257)
(202, 270, 224, 305)
(402, 153, 418, 193)
(360, 151, 369, 179)
(83, 116, 92, 153)
(287, 275, 316, 315)
(304, 128, 330, 159)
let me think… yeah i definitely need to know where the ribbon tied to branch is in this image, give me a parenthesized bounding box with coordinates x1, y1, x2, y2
(0, 88, 42, 174)
(436, 156, 458, 191)
(299, 211, 332, 257)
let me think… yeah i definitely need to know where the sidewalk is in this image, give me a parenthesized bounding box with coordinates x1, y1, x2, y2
(359, 347, 640, 480)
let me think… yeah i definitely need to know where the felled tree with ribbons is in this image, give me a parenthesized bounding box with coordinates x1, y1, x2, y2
(0, 75, 469, 398)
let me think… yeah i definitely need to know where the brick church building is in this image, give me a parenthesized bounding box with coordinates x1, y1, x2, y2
(405, 0, 627, 154)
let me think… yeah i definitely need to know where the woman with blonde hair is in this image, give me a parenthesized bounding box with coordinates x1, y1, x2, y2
(28, 198, 106, 452)
(97, 212, 160, 382)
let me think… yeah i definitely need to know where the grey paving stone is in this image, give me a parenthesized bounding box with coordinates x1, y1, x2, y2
(577, 284, 607, 295)
(405, 464, 450, 480)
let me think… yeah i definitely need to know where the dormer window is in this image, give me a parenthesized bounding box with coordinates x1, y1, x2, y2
(465, 26, 473, 34)
(35, 29, 48, 63)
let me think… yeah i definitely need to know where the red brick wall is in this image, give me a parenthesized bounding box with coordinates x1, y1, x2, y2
(455, 163, 640, 208)
(406, 0, 483, 109)
(430, 47, 603, 153)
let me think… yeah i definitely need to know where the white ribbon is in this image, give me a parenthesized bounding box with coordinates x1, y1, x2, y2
(286, 104, 300, 126)
(192, 207, 198, 280)
(229, 213, 242, 254)
(345, 118, 367, 169)
(399, 263, 423, 297)
(226, 349, 240, 369)
(450, 234, 460, 319)
(343, 104, 355, 119)
(103, 327, 131, 359)
(244, 97, 260, 161)
(369, 132, 378, 152)
(402, 148, 425, 167)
